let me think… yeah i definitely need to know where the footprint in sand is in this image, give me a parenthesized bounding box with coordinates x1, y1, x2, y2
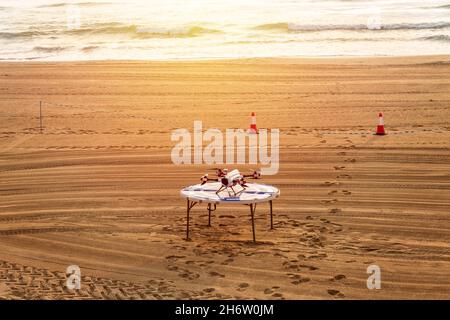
(165, 255, 185, 261)
(327, 289, 345, 298)
(221, 258, 234, 265)
(291, 221, 302, 227)
(274, 252, 288, 259)
(342, 190, 352, 195)
(309, 253, 327, 259)
(269, 287, 284, 299)
(334, 166, 346, 171)
(344, 158, 356, 163)
(327, 190, 338, 195)
(237, 283, 249, 291)
(329, 208, 342, 214)
(178, 269, 200, 280)
(208, 271, 225, 278)
(287, 273, 311, 285)
(291, 279, 310, 285)
(321, 199, 338, 204)
(172, 245, 187, 251)
(330, 274, 346, 282)
(299, 264, 319, 271)
(263, 288, 273, 295)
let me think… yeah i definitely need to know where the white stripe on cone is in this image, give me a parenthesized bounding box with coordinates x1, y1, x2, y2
(248, 112, 258, 133)
(379, 113, 384, 126)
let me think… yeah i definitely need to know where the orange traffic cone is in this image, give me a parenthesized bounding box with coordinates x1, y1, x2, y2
(248, 112, 258, 134)
(376, 112, 386, 135)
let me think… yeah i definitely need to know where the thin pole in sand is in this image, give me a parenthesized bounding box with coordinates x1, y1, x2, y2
(39, 101, 43, 134)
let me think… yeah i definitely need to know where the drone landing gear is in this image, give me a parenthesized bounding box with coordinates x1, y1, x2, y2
(234, 186, 246, 196)
(215, 185, 226, 195)
(215, 185, 246, 197)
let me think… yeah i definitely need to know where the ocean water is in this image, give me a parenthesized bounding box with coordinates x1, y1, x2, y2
(1, 0, 450, 60)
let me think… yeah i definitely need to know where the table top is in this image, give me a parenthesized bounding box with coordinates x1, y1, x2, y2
(180, 182, 280, 204)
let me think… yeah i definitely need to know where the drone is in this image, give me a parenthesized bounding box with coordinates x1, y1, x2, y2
(200, 168, 261, 196)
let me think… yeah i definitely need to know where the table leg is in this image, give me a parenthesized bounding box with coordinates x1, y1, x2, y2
(186, 200, 197, 240)
(208, 203, 217, 227)
(250, 203, 256, 242)
(186, 199, 190, 240)
(270, 200, 273, 230)
(207, 203, 212, 227)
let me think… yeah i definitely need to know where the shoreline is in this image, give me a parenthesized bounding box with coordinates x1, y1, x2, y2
(1, 54, 450, 64)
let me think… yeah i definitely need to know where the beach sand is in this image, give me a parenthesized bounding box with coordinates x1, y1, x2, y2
(0, 56, 449, 299)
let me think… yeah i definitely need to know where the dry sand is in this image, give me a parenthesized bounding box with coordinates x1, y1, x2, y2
(0, 56, 450, 299)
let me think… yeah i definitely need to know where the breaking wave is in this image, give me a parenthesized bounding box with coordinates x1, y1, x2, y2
(33, 46, 68, 53)
(421, 35, 450, 42)
(254, 21, 450, 32)
(38, 2, 119, 8)
(69, 24, 222, 38)
(0, 23, 222, 40)
(0, 31, 49, 39)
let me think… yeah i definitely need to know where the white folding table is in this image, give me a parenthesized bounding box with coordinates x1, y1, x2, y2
(180, 182, 280, 242)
